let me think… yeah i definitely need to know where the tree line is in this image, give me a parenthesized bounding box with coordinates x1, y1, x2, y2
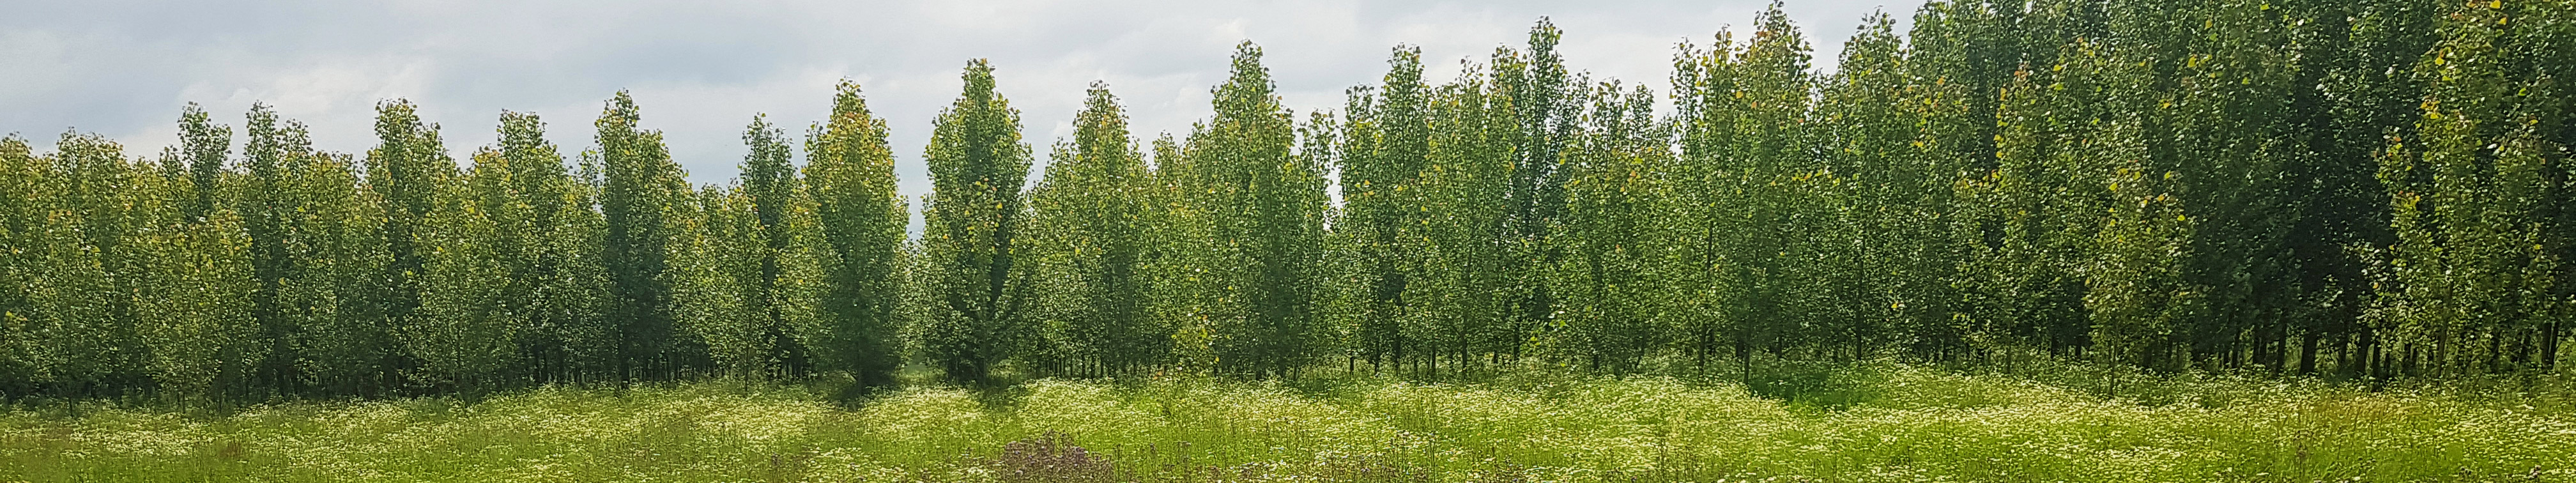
(1, 0, 2570, 404)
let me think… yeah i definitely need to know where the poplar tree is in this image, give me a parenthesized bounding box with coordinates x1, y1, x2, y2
(2375, 0, 2565, 376)
(919, 61, 1036, 385)
(1029, 84, 1165, 376)
(2162, 0, 2303, 371)
(0, 136, 42, 397)
(1551, 83, 1669, 372)
(139, 107, 263, 404)
(132, 157, 259, 404)
(280, 149, 393, 396)
(1896, 3, 1989, 360)
(1673, 4, 1818, 367)
(1147, 134, 1221, 374)
(366, 100, 453, 388)
(1407, 63, 1512, 375)
(233, 105, 395, 396)
(738, 115, 815, 378)
(1742, 6, 1867, 364)
(670, 183, 762, 377)
(50, 134, 157, 397)
(2063, 40, 2196, 372)
(173, 103, 231, 224)
(2281, 0, 2430, 376)
(1335, 47, 1432, 372)
(1958, 61, 2099, 362)
(488, 112, 611, 385)
(597, 91, 690, 382)
(551, 151, 617, 383)
(1497, 20, 1584, 358)
(1666, 29, 1743, 369)
(238, 103, 300, 394)
(1179, 43, 1331, 377)
(410, 158, 517, 393)
(804, 81, 908, 388)
(1816, 13, 1928, 360)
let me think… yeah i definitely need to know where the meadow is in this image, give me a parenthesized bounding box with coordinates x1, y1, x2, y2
(6, 362, 2572, 482)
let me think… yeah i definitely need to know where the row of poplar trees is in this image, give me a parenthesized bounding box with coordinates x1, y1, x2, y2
(0, 85, 911, 402)
(3, 0, 2572, 403)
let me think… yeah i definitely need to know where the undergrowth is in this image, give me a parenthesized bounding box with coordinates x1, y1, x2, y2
(3, 364, 2570, 482)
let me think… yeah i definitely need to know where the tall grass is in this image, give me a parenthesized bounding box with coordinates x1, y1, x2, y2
(4, 365, 2570, 482)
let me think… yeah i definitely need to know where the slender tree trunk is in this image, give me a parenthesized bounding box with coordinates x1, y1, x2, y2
(2299, 331, 2319, 375)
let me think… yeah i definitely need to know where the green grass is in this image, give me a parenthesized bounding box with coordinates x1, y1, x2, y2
(4, 364, 2573, 482)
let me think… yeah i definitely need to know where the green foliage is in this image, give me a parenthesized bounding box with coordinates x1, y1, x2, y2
(665, 116, 828, 381)
(408, 166, 518, 392)
(0, 136, 43, 399)
(804, 81, 908, 389)
(1332, 46, 1432, 374)
(919, 61, 1037, 385)
(273, 141, 394, 397)
(171, 103, 230, 225)
(42, 134, 159, 398)
(1551, 84, 1671, 373)
(1405, 61, 1515, 377)
(734, 116, 818, 379)
(1669, 3, 1828, 369)
(366, 102, 454, 358)
(1172, 43, 1333, 378)
(133, 140, 263, 405)
(1496, 20, 1583, 365)
(1814, 13, 1929, 362)
(238, 103, 301, 397)
(1028, 84, 1169, 376)
(597, 91, 693, 382)
(486, 111, 614, 387)
(2375, 0, 2568, 377)
(670, 183, 763, 378)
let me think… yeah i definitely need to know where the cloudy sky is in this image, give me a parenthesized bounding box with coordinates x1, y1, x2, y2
(3, 0, 1925, 204)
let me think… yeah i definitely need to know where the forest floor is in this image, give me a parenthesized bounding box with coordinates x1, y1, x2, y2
(4, 362, 2574, 482)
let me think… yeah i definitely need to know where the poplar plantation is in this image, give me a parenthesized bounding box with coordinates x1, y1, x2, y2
(3, 0, 2573, 405)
